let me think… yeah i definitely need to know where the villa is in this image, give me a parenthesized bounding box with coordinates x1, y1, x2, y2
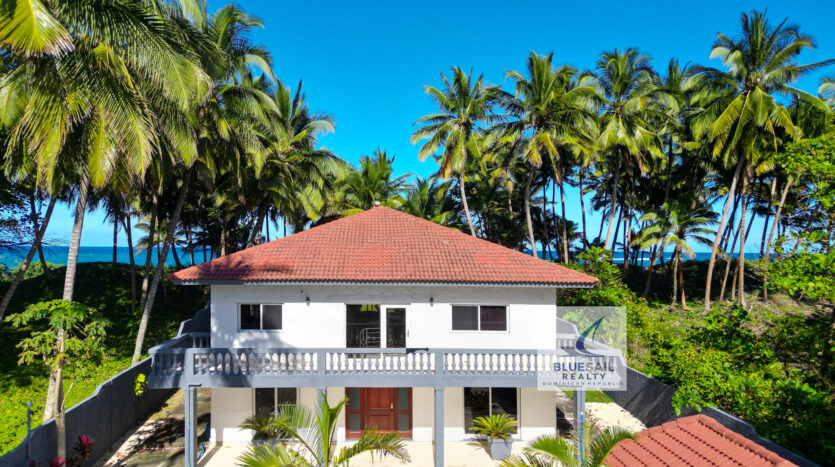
(146, 206, 599, 466)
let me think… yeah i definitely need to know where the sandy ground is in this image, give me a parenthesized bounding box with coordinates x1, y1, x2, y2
(587, 402, 646, 432)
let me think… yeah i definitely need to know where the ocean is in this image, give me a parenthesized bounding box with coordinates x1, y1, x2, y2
(0, 245, 762, 269)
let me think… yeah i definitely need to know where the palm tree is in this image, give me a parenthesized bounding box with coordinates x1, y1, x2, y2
(499, 419, 635, 467)
(691, 10, 834, 311)
(596, 48, 671, 251)
(411, 67, 502, 236)
(399, 177, 456, 225)
(634, 198, 717, 306)
(236, 394, 410, 467)
(504, 52, 600, 261)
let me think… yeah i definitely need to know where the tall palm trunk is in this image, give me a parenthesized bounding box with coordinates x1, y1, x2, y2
(247, 199, 270, 248)
(0, 197, 57, 322)
(642, 243, 661, 298)
(678, 247, 687, 308)
(28, 194, 50, 275)
(523, 172, 537, 258)
(542, 185, 551, 260)
(736, 172, 749, 307)
(671, 244, 679, 306)
(704, 157, 745, 313)
(140, 194, 158, 308)
(579, 167, 588, 250)
(558, 178, 569, 263)
(760, 179, 777, 258)
(762, 178, 792, 299)
(132, 168, 193, 364)
(171, 243, 183, 268)
(187, 226, 195, 266)
(720, 194, 746, 301)
(46, 170, 91, 457)
(604, 168, 620, 249)
(459, 172, 476, 236)
(111, 213, 118, 276)
(623, 208, 632, 273)
(123, 212, 137, 317)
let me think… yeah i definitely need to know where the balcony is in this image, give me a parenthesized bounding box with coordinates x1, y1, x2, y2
(147, 333, 586, 389)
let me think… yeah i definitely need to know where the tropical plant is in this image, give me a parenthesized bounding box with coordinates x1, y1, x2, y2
(236, 394, 410, 467)
(411, 67, 503, 236)
(499, 419, 635, 467)
(471, 413, 518, 440)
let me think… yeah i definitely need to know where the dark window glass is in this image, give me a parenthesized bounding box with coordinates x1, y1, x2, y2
(491, 388, 518, 432)
(480, 306, 507, 331)
(262, 305, 283, 330)
(397, 388, 410, 410)
(452, 306, 478, 331)
(348, 414, 361, 432)
(348, 387, 361, 410)
(240, 304, 260, 330)
(464, 387, 490, 433)
(346, 304, 380, 348)
(386, 308, 406, 348)
(397, 414, 410, 432)
(275, 388, 296, 405)
(254, 388, 275, 418)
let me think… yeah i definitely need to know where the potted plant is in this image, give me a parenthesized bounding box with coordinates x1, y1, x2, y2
(239, 414, 287, 447)
(471, 413, 518, 460)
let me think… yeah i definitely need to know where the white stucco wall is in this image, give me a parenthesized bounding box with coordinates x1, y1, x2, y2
(209, 284, 557, 349)
(209, 386, 556, 443)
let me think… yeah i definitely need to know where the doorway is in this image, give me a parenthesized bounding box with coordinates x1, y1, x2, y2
(345, 388, 412, 438)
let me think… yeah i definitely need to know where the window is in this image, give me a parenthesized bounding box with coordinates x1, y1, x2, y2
(346, 304, 380, 347)
(464, 387, 518, 433)
(452, 305, 507, 331)
(239, 304, 283, 331)
(254, 388, 297, 418)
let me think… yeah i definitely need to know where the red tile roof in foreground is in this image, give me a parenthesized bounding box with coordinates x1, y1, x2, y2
(606, 415, 796, 467)
(171, 206, 597, 286)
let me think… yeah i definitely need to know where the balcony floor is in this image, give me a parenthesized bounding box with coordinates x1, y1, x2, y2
(198, 441, 527, 466)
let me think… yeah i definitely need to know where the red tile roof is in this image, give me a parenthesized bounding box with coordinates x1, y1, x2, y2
(171, 206, 598, 286)
(606, 415, 796, 467)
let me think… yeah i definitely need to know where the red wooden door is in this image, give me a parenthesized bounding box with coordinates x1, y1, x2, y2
(364, 388, 395, 431)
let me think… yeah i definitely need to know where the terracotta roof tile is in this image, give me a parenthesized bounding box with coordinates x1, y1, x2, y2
(606, 415, 797, 467)
(170, 207, 598, 286)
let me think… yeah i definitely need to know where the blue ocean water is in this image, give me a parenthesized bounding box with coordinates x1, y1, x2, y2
(0, 245, 212, 269)
(1, 245, 762, 269)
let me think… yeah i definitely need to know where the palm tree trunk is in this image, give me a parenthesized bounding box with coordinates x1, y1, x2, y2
(623, 208, 632, 273)
(111, 213, 118, 276)
(704, 157, 745, 313)
(760, 178, 777, 258)
(0, 197, 57, 322)
(523, 172, 537, 258)
(459, 172, 476, 236)
(719, 220, 740, 302)
(220, 220, 228, 257)
(542, 185, 551, 260)
(558, 178, 569, 263)
(579, 167, 588, 250)
(736, 172, 749, 307)
(187, 226, 195, 266)
(140, 194, 158, 308)
(28, 193, 50, 275)
(612, 204, 624, 255)
(604, 168, 620, 249)
(762, 178, 792, 299)
(643, 244, 659, 299)
(266, 211, 271, 242)
(52, 337, 66, 459)
(123, 211, 137, 317)
(678, 248, 687, 308)
(45, 170, 90, 425)
(132, 168, 193, 364)
(171, 242, 183, 268)
(247, 199, 270, 248)
(671, 244, 679, 306)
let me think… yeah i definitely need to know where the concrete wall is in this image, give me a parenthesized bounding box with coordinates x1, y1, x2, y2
(0, 359, 174, 467)
(209, 284, 557, 349)
(209, 385, 555, 443)
(603, 367, 818, 467)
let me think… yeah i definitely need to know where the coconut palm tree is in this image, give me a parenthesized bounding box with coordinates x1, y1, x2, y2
(236, 394, 410, 467)
(503, 52, 600, 261)
(399, 177, 456, 225)
(634, 198, 717, 306)
(499, 419, 635, 467)
(411, 67, 503, 236)
(596, 48, 671, 251)
(690, 10, 834, 311)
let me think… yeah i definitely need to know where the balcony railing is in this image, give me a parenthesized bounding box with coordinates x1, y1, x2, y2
(146, 332, 611, 389)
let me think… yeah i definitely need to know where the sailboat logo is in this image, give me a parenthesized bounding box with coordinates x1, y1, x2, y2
(574, 317, 604, 357)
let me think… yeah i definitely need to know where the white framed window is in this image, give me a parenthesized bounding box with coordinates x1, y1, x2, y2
(254, 388, 297, 418)
(452, 305, 507, 331)
(239, 304, 283, 331)
(464, 387, 519, 434)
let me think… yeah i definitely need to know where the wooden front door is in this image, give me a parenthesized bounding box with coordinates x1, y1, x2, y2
(345, 388, 412, 438)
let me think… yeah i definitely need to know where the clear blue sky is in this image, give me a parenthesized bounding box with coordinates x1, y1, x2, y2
(48, 0, 834, 249)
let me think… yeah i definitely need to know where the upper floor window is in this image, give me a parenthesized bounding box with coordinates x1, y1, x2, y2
(239, 304, 283, 331)
(452, 305, 507, 331)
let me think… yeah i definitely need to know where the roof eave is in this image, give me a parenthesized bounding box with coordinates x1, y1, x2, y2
(170, 279, 598, 289)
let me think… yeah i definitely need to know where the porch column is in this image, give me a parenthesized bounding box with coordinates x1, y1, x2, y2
(574, 388, 585, 433)
(184, 386, 198, 467)
(434, 387, 444, 467)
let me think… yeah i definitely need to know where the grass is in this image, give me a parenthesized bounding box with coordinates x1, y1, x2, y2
(0, 262, 207, 455)
(562, 389, 614, 403)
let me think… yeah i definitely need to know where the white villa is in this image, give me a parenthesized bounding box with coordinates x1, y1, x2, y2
(148, 206, 599, 466)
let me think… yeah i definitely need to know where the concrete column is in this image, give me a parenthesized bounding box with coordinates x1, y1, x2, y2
(434, 387, 444, 467)
(574, 388, 585, 460)
(184, 387, 198, 467)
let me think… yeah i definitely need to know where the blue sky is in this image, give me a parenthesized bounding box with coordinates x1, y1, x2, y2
(47, 0, 835, 249)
